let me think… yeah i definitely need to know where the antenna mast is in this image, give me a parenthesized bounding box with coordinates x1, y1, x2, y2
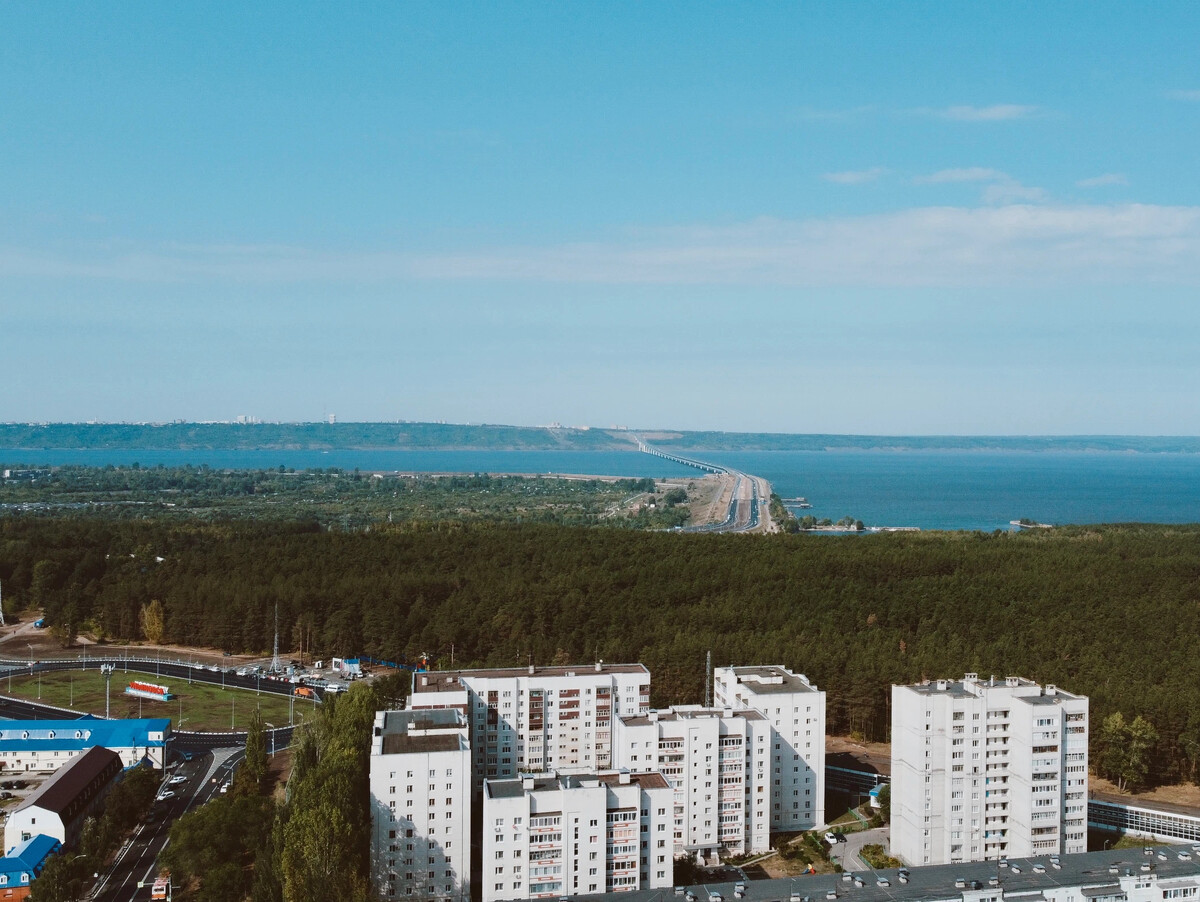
(0, 580, 5, 627)
(705, 650, 712, 708)
(270, 602, 282, 673)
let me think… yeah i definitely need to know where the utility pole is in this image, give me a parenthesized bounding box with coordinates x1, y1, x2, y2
(101, 663, 115, 718)
(0, 579, 6, 627)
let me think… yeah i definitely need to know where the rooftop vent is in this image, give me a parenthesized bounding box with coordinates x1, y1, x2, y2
(619, 770, 631, 785)
(595, 661, 603, 672)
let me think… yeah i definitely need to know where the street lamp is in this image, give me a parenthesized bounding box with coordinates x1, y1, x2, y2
(265, 723, 276, 757)
(100, 663, 115, 719)
(26, 644, 32, 668)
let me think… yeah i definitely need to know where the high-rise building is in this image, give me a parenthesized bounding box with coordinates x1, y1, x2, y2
(481, 770, 673, 902)
(614, 705, 772, 856)
(891, 673, 1089, 866)
(712, 665, 826, 831)
(369, 709, 473, 902)
(410, 663, 651, 788)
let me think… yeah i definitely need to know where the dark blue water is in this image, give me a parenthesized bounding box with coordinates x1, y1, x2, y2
(693, 450, 1200, 531)
(3, 447, 1199, 530)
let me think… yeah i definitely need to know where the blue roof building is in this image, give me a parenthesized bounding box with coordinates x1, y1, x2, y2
(0, 834, 61, 897)
(0, 718, 170, 772)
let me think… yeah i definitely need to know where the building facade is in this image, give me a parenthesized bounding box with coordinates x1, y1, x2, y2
(369, 709, 473, 902)
(4, 747, 123, 850)
(712, 665, 826, 832)
(411, 664, 651, 787)
(614, 706, 772, 857)
(481, 771, 673, 902)
(0, 719, 170, 772)
(891, 673, 1089, 866)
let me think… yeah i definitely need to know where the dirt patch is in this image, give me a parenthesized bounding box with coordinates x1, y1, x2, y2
(1091, 775, 1200, 809)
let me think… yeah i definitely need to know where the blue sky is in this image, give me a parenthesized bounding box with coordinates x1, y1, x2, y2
(3, 2, 1199, 433)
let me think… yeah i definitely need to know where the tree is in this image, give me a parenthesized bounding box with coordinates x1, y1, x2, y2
(28, 852, 85, 902)
(876, 783, 891, 823)
(140, 598, 165, 645)
(1099, 712, 1159, 792)
(239, 707, 268, 795)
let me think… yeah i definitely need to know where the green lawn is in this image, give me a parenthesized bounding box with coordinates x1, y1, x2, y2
(2, 669, 307, 732)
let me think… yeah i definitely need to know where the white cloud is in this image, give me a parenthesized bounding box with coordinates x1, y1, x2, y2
(5, 205, 1198, 289)
(982, 182, 1048, 204)
(917, 104, 1039, 121)
(1167, 89, 1200, 101)
(915, 168, 1046, 204)
(1077, 173, 1128, 188)
(823, 167, 887, 185)
(916, 167, 1009, 184)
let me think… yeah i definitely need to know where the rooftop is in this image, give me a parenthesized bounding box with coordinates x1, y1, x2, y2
(14, 746, 122, 818)
(413, 662, 649, 694)
(622, 706, 767, 727)
(0, 833, 60, 875)
(720, 665, 820, 694)
(0, 718, 170, 751)
(378, 708, 466, 735)
(901, 674, 1085, 701)
(380, 733, 466, 755)
(522, 846, 1200, 902)
(485, 770, 670, 799)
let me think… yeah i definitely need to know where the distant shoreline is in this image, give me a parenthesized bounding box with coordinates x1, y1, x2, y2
(2, 421, 1199, 455)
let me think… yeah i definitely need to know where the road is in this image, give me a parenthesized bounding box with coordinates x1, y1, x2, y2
(89, 749, 243, 902)
(832, 825, 891, 872)
(636, 440, 776, 534)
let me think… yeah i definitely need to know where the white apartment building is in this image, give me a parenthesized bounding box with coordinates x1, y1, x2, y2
(411, 663, 651, 788)
(713, 665, 826, 832)
(369, 709, 473, 902)
(891, 673, 1089, 867)
(614, 706, 772, 857)
(481, 770, 673, 902)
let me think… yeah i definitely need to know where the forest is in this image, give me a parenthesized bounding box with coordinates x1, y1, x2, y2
(3, 516, 1200, 788)
(0, 465, 685, 529)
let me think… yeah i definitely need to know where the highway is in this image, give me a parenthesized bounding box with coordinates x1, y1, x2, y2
(637, 440, 775, 533)
(89, 749, 244, 902)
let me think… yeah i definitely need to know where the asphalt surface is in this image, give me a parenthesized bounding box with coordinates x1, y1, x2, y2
(89, 750, 243, 902)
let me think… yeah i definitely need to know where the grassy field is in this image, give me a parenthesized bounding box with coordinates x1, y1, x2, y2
(2, 669, 306, 732)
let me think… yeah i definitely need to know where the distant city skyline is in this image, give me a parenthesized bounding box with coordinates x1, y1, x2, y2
(2, 3, 1199, 433)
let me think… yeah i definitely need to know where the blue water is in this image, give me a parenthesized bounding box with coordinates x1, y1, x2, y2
(693, 450, 1200, 531)
(3, 447, 1199, 531)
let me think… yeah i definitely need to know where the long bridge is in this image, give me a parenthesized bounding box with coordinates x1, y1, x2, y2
(635, 440, 728, 475)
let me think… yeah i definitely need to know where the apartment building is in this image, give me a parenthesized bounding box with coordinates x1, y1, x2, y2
(369, 709, 473, 902)
(712, 665, 826, 831)
(614, 706, 772, 856)
(891, 673, 1089, 866)
(410, 663, 651, 787)
(481, 770, 673, 902)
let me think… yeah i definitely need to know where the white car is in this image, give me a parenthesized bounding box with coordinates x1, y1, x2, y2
(824, 832, 839, 844)
(156, 790, 176, 802)
(220, 781, 231, 794)
(168, 775, 186, 785)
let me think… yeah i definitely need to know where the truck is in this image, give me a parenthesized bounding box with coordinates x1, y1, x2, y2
(151, 874, 171, 900)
